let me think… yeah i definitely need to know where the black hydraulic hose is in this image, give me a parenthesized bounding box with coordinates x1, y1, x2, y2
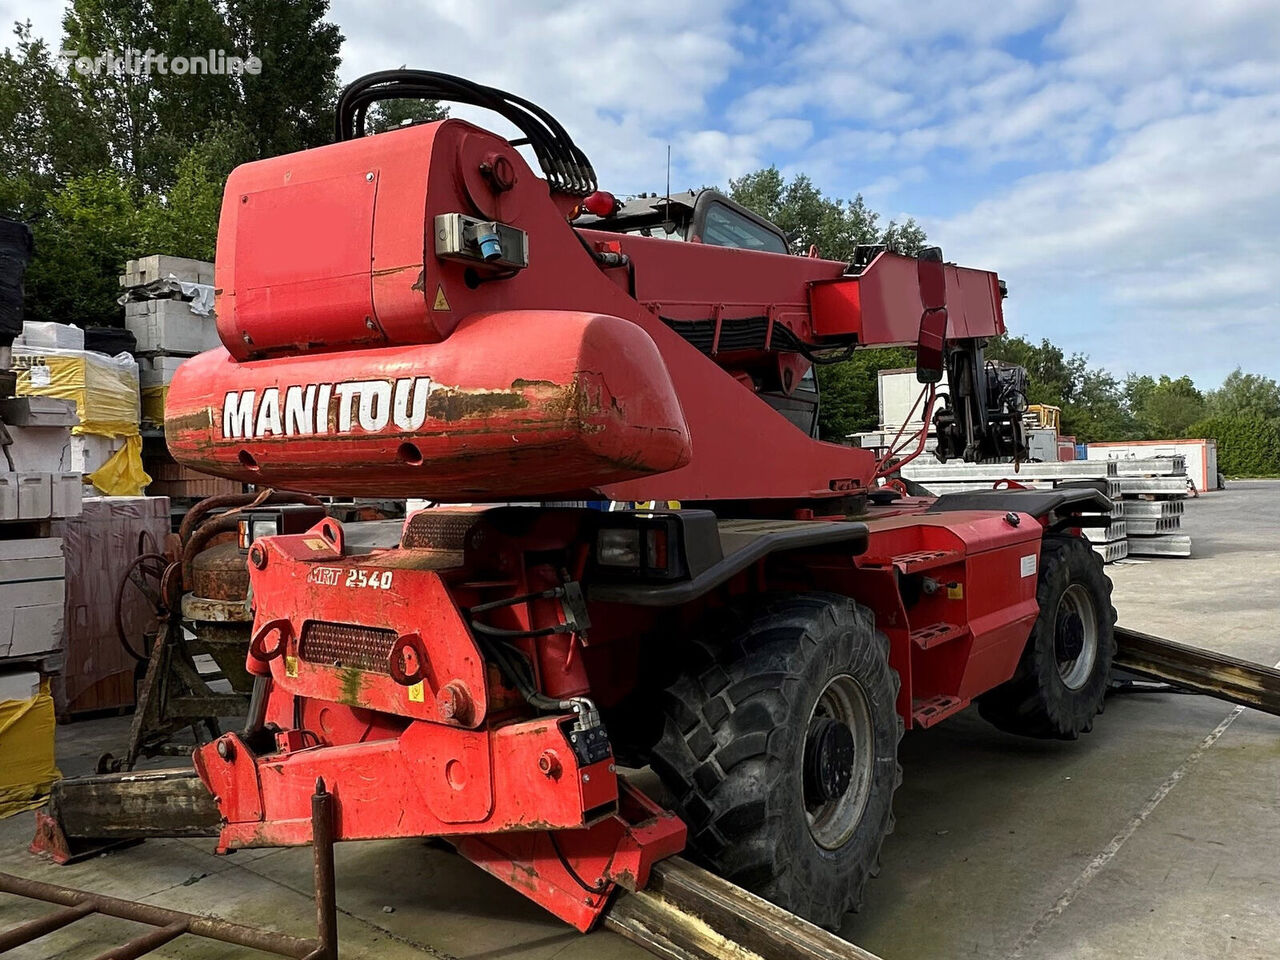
(335, 70, 597, 195)
(470, 630, 561, 712)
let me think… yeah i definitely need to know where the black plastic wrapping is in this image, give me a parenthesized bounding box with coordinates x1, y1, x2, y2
(0, 217, 34, 344)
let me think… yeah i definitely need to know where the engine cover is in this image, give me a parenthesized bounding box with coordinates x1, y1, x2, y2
(165, 310, 692, 499)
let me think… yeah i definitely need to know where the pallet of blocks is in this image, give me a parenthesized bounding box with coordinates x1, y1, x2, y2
(1113, 458, 1192, 557)
(119, 255, 218, 428)
(898, 459, 1128, 563)
(141, 431, 242, 519)
(0, 401, 74, 815)
(9, 320, 149, 497)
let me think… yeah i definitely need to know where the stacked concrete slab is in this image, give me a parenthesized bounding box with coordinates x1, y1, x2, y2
(1114, 459, 1192, 557)
(899, 459, 1129, 563)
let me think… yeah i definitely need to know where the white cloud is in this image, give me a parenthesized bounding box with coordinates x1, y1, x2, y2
(6, 0, 1279, 383)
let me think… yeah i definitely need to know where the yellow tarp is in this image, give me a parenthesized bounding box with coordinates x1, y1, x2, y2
(0, 678, 60, 820)
(141, 384, 167, 426)
(88, 434, 151, 497)
(12, 347, 150, 495)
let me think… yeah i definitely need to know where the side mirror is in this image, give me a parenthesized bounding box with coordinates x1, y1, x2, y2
(916, 306, 947, 384)
(916, 248, 947, 384)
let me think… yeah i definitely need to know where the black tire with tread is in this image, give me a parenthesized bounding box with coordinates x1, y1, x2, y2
(648, 592, 902, 930)
(978, 534, 1116, 740)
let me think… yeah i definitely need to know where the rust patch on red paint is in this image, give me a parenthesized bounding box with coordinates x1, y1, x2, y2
(424, 386, 531, 422)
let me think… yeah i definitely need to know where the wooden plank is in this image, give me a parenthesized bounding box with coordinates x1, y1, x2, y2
(50, 768, 220, 839)
(1114, 627, 1280, 717)
(606, 858, 883, 960)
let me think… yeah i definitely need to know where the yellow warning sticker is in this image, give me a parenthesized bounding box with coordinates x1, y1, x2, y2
(408, 681, 425, 703)
(303, 537, 330, 551)
(285, 655, 299, 678)
(947, 584, 964, 600)
(432, 285, 451, 311)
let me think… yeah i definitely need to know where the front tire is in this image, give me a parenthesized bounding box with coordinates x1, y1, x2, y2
(648, 593, 901, 930)
(978, 534, 1116, 739)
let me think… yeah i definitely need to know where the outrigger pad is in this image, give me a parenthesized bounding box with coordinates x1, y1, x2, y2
(923, 485, 1113, 518)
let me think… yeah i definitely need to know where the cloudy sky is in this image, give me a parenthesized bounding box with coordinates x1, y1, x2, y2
(7, 0, 1280, 388)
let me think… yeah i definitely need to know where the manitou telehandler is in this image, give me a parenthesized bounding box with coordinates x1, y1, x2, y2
(16, 71, 1280, 960)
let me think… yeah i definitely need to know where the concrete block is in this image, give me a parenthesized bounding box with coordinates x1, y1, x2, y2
(1126, 516, 1181, 536)
(119, 254, 210, 287)
(125, 299, 219, 355)
(1127, 533, 1193, 557)
(15, 473, 52, 520)
(0, 536, 64, 579)
(1118, 477, 1189, 497)
(3, 424, 72, 473)
(1091, 539, 1129, 563)
(0, 397, 78, 427)
(1084, 519, 1127, 542)
(0, 574, 64, 658)
(1120, 499, 1184, 519)
(52, 473, 82, 518)
(137, 354, 189, 389)
(0, 475, 16, 521)
(71, 434, 125, 474)
(18, 321, 84, 351)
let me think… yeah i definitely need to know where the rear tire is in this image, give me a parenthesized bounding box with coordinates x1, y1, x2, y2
(648, 593, 901, 930)
(978, 534, 1116, 739)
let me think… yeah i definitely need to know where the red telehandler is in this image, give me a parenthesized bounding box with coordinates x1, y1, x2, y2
(173, 70, 1112, 927)
(17, 71, 1279, 960)
(151, 70, 1117, 932)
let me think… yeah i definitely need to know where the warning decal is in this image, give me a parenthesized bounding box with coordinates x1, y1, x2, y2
(432, 285, 451, 311)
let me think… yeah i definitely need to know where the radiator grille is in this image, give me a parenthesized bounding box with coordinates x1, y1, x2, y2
(402, 511, 477, 550)
(299, 621, 398, 673)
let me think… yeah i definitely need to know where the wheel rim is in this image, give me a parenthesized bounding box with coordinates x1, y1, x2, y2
(802, 673, 875, 851)
(1054, 583, 1098, 690)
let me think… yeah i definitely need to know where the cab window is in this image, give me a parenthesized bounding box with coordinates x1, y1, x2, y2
(700, 201, 788, 254)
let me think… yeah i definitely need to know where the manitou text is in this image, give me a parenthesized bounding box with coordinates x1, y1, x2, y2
(221, 378, 435, 439)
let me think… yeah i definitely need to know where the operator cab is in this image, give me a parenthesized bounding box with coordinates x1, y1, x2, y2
(577, 189, 790, 255)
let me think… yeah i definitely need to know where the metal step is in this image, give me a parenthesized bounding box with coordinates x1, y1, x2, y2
(910, 622, 968, 650)
(1126, 534, 1192, 557)
(911, 695, 970, 727)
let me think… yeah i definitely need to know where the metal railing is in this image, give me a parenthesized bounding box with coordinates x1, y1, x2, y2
(1, 779, 339, 959)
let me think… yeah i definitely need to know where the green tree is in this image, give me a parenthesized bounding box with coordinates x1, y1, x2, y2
(139, 129, 239, 261)
(1207, 368, 1280, 422)
(1187, 413, 1280, 477)
(2, 0, 344, 329)
(729, 167, 928, 439)
(0, 22, 110, 218)
(1126, 374, 1205, 438)
(985, 335, 1139, 442)
(815, 348, 914, 439)
(225, 0, 343, 157)
(729, 167, 927, 260)
(60, 0, 240, 189)
(23, 169, 147, 327)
